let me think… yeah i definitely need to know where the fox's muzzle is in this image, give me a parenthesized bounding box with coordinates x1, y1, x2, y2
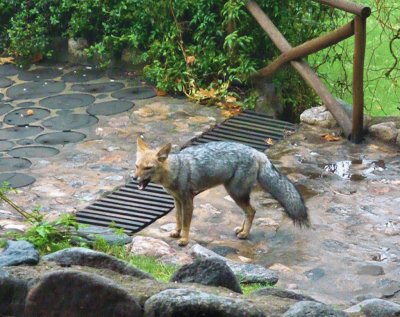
(137, 177, 151, 190)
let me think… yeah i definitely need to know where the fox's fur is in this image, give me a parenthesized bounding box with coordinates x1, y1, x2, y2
(134, 138, 309, 246)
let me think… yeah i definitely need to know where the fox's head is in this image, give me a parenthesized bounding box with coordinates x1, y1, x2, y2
(134, 137, 172, 190)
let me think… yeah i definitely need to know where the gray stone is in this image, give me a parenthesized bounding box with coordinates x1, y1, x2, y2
(0, 240, 39, 267)
(376, 279, 400, 298)
(144, 288, 265, 317)
(304, 268, 325, 281)
(300, 106, 338, 128)
(369, 121, 398, 143)
(43, 247, 152, 279)
(0, 274, 28, 317)
(251, 288, 317, 302)
(129, 236, 176, 258)
(357, 265, 385, 276)
(283, 301, 348, 317)
(210, 245, 239, 257)
(322, 239, 349, 252)
(170, 257, 242, 293)
(190, 244, 278, 285)
(345, 298, 400, 316)
(76, 225, 132, 246)
(24, 270, 142, 317)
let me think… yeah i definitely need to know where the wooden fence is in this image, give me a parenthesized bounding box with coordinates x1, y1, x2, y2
(246, 0, 371, 143)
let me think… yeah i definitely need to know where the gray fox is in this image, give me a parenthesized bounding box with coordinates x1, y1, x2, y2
(134, 138, 309, 246)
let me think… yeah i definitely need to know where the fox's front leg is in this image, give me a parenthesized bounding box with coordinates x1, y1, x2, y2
(170, 198, 182, 238)
(178, 198, 193, 246)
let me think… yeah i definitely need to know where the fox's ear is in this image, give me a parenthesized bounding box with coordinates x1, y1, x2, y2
(137, 137, 149, 152)
(156, 143, 172, 162)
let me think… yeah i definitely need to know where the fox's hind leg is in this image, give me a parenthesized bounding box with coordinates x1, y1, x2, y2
(225, 180, 256, 240)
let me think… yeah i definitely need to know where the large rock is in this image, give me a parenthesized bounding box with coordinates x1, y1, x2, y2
(130, 236, 176, 258)
(191, 244, 278, 285)
(251, 288, 317, 302)
(170, 257, 242, 293)
(369, 121, 398, 143)
(43, 247, 152, 279)
(282, 301, 348, 317)
(76, 225, 132, 246)
(24, 270, 142, 317)
(0, 240, 39, 267)
(300, 106, 338, 128)
(144, 288, 265, 317)
(345, 298, 400, 316)
(0, 274, 28, 317)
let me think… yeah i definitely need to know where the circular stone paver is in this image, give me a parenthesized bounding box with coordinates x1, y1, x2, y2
(4, 108, 51, 126)
(8, 146, 60, 158)
(111, 86, 156, 100)
(0, 157, 31, 172)
(35, 131, 86, 145)
(0, 78, 14, 88)
(0, 172, 35, 188)
(0, 64, 18, 77)
(0, 126, 44, 140)
(16, 139, 35, 146)
(6, 81, 66, 100)
(18, 68, 63, 82)
(0, 103, 13, 115)
(87, 100, 134, 116)
(71, 82, 124, 94)
(42, 113, 98, 130)
(0, 141, 14, 151)
(61, 68, 104, 82)
(39, 93, 95, 109)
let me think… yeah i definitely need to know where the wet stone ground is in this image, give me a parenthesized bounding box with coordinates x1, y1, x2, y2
(1, 63, 400, 307)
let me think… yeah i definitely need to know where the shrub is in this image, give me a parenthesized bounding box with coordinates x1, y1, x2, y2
(0, 0, 338, 118)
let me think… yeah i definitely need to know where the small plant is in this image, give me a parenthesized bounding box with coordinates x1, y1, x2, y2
(92, 236, 176, 282)
(0, 182, 85, 254)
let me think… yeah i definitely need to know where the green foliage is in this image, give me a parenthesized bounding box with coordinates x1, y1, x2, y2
(0, 0, 338, 117)
(92, 237, 176, 282)
(11, 209, 85, 254)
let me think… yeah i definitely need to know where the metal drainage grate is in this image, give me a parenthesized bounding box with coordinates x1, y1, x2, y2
(185, 110, 295, 152)
(76, 110, 296, 233)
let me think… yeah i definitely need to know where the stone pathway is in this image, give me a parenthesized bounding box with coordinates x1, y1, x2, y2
(1, 62, 400, 307)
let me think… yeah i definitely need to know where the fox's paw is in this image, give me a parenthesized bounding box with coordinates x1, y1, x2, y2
(236, 231, 249, 239)
(234, 226, 244, 235)
(178, 238, 189, 246)
(169, 230, 181, 238)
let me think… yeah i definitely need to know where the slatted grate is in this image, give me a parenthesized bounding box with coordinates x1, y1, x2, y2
(76, 110, 296, 233)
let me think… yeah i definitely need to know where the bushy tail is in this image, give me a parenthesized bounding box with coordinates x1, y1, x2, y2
(257, 156, 310, 227)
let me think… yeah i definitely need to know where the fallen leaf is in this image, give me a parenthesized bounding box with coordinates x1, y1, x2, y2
(266, 138, 274, 145)
(156, 89, 167, 96)
(225, 96, 237, 103)
(0, 57, 15, 65)
(26, 109, 34, 116)
(186, 55, 196, 66)
(321, 133, 341, 142)
(32, 53, 43, 63)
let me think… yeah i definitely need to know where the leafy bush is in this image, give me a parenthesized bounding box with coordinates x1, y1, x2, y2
(0, 0, 338, 117)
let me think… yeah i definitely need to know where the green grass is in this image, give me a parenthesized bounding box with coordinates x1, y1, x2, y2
(312, 0, 400, 117)
(92, 237, 267, 292)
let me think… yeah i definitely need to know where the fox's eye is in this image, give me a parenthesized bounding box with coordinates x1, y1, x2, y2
(144, 166, 153, 170)
(135, 164, 139, 169)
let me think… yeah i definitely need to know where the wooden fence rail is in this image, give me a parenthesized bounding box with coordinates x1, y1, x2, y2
(246, 0, 371, 143)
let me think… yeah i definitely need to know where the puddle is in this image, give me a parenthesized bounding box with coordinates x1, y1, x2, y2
(111, 86, 156, 100)
(39, 93, 95, 109)
(322, 159, 385, 181)
(6, 81, 66, 100)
